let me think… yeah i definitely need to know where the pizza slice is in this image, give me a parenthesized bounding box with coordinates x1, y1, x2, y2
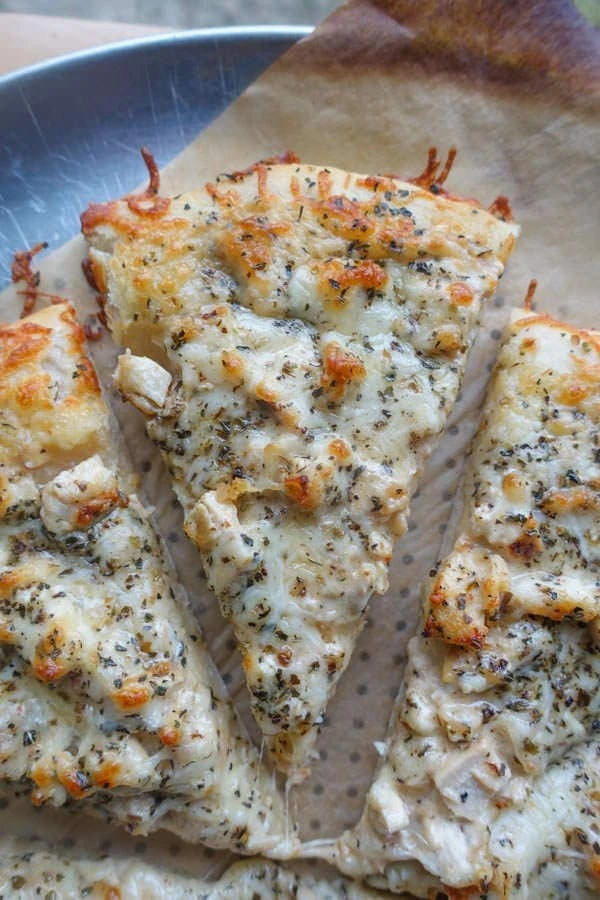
(330, 311, 600, 897)
(0, 839, 380, 899)
(82, 154, 518, 775)
(0, 301, 291, 855)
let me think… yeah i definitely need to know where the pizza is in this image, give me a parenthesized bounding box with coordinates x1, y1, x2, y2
(0, 838, 381, 900)
(0, 301, 291, 856)
(329, 311, 600, 897)
(82, 154, 518, 775)
(0, 295, 109, 480)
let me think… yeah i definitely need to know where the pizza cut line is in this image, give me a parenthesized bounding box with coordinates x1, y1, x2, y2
(0, 300, 292, 856)
(326, 310, 600, 898)
(82, 152, 518, 776)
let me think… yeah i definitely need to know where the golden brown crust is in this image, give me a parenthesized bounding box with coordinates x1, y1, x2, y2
(511, 311, 600, 352)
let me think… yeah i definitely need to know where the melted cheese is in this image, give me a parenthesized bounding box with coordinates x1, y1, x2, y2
(0, 842, 381, 899)
(83, 161, 518, 774)
(0, 304, 108, 479)
(331, 312, 600, 897)
(0, 304, 290, 856)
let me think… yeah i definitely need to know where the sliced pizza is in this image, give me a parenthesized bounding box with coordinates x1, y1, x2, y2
(330, 311, 600, 897)
(82, 155, 518, 774)
(0, 302, 291, 856)
(0, 839, 381, 899)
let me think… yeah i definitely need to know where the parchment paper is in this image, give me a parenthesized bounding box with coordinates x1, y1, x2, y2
(1, 0, 599, 890)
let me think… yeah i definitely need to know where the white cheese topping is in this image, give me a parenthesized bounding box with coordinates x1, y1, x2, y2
(330, 313, 600, 897)
(0, 303, 109, 479)
(0, 304, 290, 857)
(0, 841, 381, 899)
(84, 160, 517, 773)
(0, 460, 290, 854)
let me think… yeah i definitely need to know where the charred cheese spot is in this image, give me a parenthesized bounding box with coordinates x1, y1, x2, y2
(551, 365, 600, 418)
(557, 381, 588, 406)
(17, 375, 53, 410)
(431, 325, 462, 357)
(255, 382, 278, 405)
(0, 622, 14, 642)
(221, 349, 245, 383)
(57, 766, 91, 800)
(317, 170, 333, 200)
(376, 222, 418, 260)
(32, 656, 65, 684)
(112, 679, 152, 711)
(448, 282, 474, 306)
(75, 491, 125, 529)
(321, 342, 366, 398)
(0, 321, 51, 374)
(312, 195, 375, 241)
(502, 472, 529, 503)
(159, 726, 181, 748)
(507, 518, 543, 561)
(254, 381, 299, 427)
(541, 486, 600, 515)
(317, 258, 388, 305)
(202, 304, 230, 321)
(328, 438, 352, 461)
(520, 335, 537, 352)
(220, 216, 291, 279)
(284, 473, 322, 511)
(32, 627, 67, 683)
(440, 885, 481, 900)
(93, 759, 122, 789)
(30, 760, 53, 791)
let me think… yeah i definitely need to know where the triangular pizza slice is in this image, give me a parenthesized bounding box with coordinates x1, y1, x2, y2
(82, 155, 518, 775)
(0, 839, 380, 899)
(331, 311, 600, 897)
(0, 302, 290, 855)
